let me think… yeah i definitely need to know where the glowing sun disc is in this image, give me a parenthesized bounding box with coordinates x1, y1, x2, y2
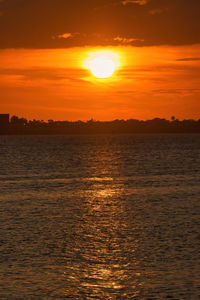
(83, 51, 120, 79)
(89, 56, 115, 79)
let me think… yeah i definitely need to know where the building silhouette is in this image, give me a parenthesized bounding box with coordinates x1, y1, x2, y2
(0, 114, 10, 134)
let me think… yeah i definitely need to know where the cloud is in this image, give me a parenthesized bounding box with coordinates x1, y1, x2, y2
(52, 32, 80, 40)
(152, 89, 200, 95)
(121, 0, 148, 5)
(0, 0, 200, 48)
(149, 8, 166, 15)
(113, 36, 144, 44)
(54, 33, 73, 39)
(176, 57, 200, 62)
(0, 67, 88, 84)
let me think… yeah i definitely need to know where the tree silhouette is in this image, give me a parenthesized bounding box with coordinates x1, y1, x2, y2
(1, 115, 200, 135)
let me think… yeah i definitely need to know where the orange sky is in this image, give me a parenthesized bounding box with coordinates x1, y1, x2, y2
(0, 44, 200, 121)
(0, 0, 200, 121)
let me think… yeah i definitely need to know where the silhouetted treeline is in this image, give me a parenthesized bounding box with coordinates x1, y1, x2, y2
(1, 115, 200, 134)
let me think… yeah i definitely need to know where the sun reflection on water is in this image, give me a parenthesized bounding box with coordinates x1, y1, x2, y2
(61, 141, 146, 298)
(64, 180, 140, 298)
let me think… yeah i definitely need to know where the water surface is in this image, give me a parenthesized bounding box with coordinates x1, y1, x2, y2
(0, 134, 200, 299)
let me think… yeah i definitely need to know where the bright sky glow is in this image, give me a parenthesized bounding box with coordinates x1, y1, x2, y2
(0, 45, 200, 121)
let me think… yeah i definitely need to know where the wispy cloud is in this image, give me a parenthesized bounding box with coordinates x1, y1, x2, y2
(149, 8, 166, 15)
(113, 36, 144, 44)
(0, 67, 88, 83)
(176, 57, 200, 62)
(121, 0, 148, 5)
(52, 32, 79, 40)
(152, 88, 200, 95)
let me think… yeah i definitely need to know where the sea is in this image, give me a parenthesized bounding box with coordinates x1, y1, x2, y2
(0, 134, 199, 299)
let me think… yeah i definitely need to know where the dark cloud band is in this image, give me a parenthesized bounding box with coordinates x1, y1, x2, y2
(0, 0, 200, 48)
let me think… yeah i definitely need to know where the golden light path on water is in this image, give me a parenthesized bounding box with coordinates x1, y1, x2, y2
(64, 188, 141, 297)
(63, 146, 141, 298)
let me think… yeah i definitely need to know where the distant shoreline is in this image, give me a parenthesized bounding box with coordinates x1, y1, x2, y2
(1, 133, 200, 137)
(1, 115, 200, 135)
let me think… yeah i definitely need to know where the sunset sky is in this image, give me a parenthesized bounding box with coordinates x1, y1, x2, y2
(0, 0, 200, 121)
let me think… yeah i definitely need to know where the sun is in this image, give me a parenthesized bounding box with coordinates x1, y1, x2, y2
(83, 50, 120, 79)
(89, 56, 116, 79)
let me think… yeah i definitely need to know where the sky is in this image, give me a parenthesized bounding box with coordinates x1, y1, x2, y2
(0, 0, 200, 120)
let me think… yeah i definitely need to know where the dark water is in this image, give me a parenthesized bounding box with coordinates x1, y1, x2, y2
(0, 134, 200, 299)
